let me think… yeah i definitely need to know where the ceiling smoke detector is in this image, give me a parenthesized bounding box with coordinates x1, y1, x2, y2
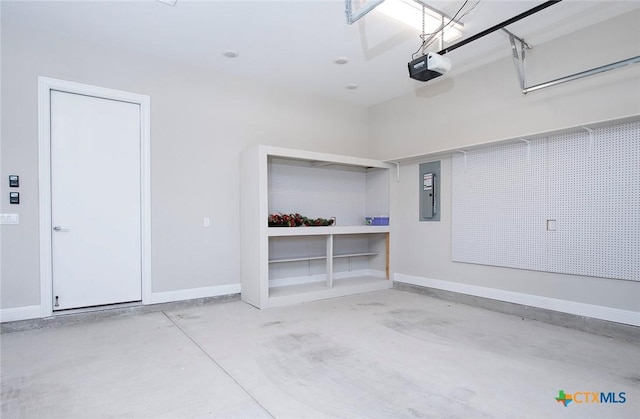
(223, 50, 239, 58)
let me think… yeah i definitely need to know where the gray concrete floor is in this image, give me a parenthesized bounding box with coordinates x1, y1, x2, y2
(1, 289, 638, 418)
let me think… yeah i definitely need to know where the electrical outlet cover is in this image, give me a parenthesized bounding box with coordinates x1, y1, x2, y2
(0, 214, 19, 224)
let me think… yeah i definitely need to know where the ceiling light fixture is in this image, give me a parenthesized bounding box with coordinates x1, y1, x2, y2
(334, 57, 350, 65)
(375, 0, 463, 42)
(345, 84, 359, 90)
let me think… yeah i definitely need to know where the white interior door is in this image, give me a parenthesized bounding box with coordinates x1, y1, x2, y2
(51, 90, 142, 310)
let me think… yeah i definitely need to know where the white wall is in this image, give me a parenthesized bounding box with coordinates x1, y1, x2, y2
(369, 11, 640, 314)
(370, 23, 640, 157)
(0, 15, 369, 312)
(3, 4, 639, 321)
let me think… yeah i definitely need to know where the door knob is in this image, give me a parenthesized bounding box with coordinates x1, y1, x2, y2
(53, 226, 70, 232)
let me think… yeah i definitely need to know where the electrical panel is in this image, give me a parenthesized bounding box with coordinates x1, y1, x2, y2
(419, 161, 441, 222)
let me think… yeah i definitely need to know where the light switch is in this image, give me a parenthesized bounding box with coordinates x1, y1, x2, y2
(0, 214, 19, 224)
(546, 219, 557, 231)
(9, 192, 20, 204)
(204, 218, 210, 227)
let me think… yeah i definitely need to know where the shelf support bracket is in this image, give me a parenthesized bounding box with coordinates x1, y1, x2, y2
(519, 138, 531, 165)
(582, 126, 595, 157)
(456, 150, 468, 172)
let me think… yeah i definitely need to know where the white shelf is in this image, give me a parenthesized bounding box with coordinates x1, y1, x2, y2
(334, 252, 378, 259)
(385, 115, 640, 165)
(269, 252, 378, 264)
(263, 145, 391, 170)
(268, 225, 389, 237)
(269, 255, 326, 263)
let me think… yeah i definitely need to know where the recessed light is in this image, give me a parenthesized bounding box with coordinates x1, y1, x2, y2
(334, 57, 350, 65)
(345, 84, 359, 90)
(223, 50, 239, 58)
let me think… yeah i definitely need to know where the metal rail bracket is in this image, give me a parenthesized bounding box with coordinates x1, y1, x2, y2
(509, 35, 528, 91)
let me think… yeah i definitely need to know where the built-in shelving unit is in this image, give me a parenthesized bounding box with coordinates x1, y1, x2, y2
(240, 146, 393, 309)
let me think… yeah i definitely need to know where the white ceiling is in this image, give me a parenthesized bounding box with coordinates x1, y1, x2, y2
(5, 0, 639, 107)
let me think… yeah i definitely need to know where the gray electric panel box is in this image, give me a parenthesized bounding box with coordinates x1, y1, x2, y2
(419, 161, 440, 222)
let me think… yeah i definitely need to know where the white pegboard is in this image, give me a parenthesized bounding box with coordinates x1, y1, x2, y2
(546, 122, 640, 281)
(452, 140, 547, 272)
(452, 121, 639, 282)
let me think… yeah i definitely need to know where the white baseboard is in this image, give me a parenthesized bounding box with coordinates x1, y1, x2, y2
(394, 274, 640, 327)
(147, 283, 241, 305)
(0, 305, 43, 323)
(1, 285, 242, 323)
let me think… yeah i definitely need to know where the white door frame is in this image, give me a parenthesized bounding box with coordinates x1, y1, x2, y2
(38, 77, 152, 317)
